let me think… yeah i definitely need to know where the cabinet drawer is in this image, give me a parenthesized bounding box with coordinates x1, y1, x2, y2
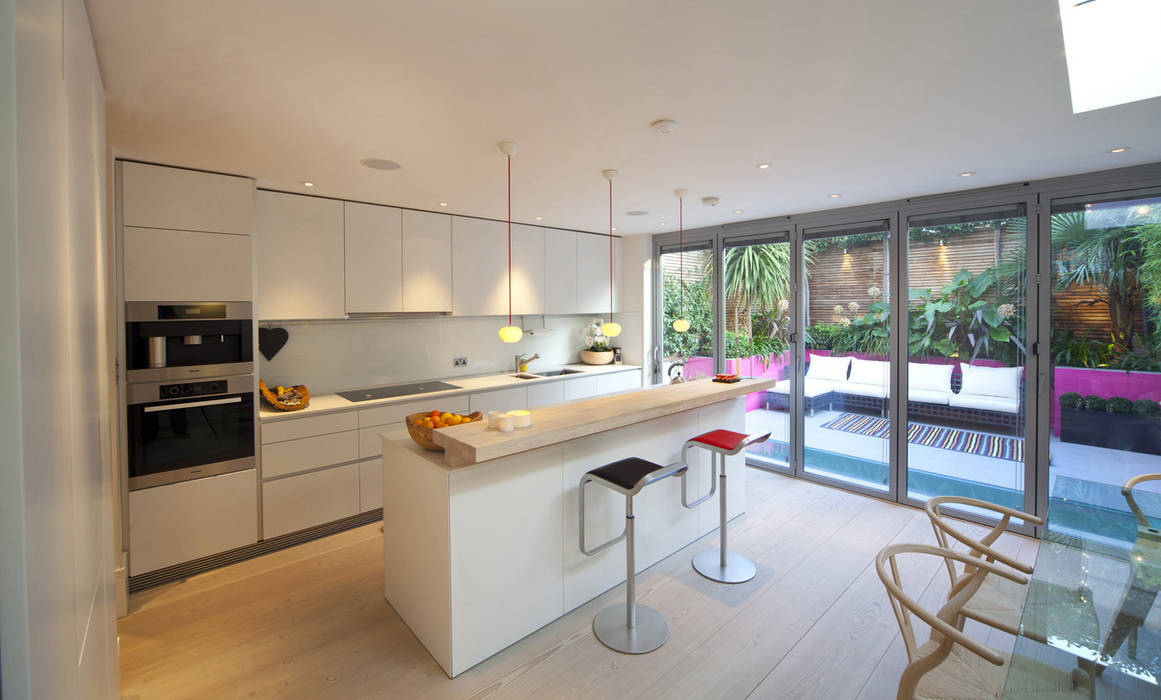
(261, 411, 358, 444)
(359, 459, 383, 513)
(359, 394, 468, 429)
(468, 387, 528, 414)
(261, 430, 358, 479)
(563, 376, 598, 401)
(129, 469, 257, 576)
(527, 381, 565, 409)
(595, 370, 641, 396)
(262, 464, 360, 538)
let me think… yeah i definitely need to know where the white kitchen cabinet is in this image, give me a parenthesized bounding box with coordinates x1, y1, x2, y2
(468, 387, 528, 414)
(595, 370, 641, 396)
(256, 191, 345, 319)
(562, 375, 598, 402)
(120, 161, 254, 236)
(402, 210, 452, 313)
(452, 217, 544, 316)
(576, 234, 621, 314)
(128, 469, 258, 575)
(261, 411, 358, 445)
(543, 230, 577, 315)
(261, 429, 359, 479)
(123, 226, 253, 301)
(527, 380, 565, 408)
(359, 395, 468, 459)
(359, 459, 383, 512)
(262, 463, 360, 538)
(345, 202, 403, 314)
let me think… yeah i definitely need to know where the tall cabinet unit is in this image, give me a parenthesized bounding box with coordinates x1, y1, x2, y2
(255, 191, 345, 320)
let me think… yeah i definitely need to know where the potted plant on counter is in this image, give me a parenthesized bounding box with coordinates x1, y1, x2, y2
(580, 318, 615, 365)
(1059, 391, 1161, 455)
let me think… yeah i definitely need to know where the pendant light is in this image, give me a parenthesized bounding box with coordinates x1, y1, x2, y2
(498, 141, 523, 343)
(672, 188, 691, 332)
(600, 169, 622, 338)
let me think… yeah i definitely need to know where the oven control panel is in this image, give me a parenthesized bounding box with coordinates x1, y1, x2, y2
(158, 380, 228, 400)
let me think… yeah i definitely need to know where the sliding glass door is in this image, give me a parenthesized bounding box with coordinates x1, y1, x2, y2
(800, 221, 892, 494)
(658, 241, 716, 383)
(902, 205, 1031, 515)
(721, 234, 794, 472)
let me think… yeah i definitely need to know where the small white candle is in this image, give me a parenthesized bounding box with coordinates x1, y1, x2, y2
(496, 413, 516, 432)
(508, 409, 532, 428)
(487, 410, 505, 429)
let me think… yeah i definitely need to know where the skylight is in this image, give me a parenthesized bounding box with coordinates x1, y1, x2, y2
(1058, 0, 1161, 113)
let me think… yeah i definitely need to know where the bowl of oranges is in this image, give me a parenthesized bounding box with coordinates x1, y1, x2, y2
(406, 409, 483, 451)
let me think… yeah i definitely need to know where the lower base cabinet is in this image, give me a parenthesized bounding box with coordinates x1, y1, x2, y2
(359, 459, 383, 512)
(129, 469, 258, 576)
(262, 463, 360, 538)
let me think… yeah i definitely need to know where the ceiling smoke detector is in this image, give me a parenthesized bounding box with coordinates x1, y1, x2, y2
(361, 158, 402, 171)
(650, 119, 678, 134)
(702, 196, 719, 207)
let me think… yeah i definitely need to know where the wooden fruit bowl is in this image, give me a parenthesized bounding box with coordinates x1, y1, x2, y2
(259, 380, 310, 411)
(406, 411, 483, 451)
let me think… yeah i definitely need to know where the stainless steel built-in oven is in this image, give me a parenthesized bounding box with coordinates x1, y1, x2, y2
(126, 375, 256, 490)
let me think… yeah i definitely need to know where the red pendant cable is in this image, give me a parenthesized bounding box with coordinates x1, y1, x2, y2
(507, 153, 512, 326)
(679, 195, 684, 319)
(608, 179, 614, 325)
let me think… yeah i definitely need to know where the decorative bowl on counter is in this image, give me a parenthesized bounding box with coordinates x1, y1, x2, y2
(406, 410, 483, 451)
(580, 349, 614, 365)
(259, 380, 310, 411)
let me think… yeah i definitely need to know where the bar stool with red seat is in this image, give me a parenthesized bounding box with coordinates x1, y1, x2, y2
(681, 428, 771, 583)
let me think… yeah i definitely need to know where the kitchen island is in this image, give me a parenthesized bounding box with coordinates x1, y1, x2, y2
(379, 377, 775, 676)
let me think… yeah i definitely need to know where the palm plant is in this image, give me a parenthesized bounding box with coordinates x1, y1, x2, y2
(722, 243, 791, 328)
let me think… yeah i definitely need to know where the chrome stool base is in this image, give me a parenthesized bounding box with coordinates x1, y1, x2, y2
(693, 549, 757, 584)
(592, 603, 669, 654)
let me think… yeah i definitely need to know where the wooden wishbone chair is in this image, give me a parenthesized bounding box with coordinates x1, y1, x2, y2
(876, 543, 1089, 700)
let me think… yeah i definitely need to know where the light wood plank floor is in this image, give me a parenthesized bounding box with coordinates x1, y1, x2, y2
(118, 469, 1037, 699)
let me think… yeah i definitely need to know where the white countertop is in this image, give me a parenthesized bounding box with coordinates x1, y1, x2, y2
(259, 363, 642, 422)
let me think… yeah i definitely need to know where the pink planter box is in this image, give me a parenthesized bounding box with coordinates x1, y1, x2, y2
(1051, 367, 1161, 436)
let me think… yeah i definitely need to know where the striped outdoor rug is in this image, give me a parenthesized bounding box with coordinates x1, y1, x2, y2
(820, 412, 1024, 462)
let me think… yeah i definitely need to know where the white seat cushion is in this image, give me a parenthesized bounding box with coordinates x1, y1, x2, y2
(837, 381, 888, 399)
(848, 358, 889, 387)
(959, 364, 1021, 400)
(771, 378, 837, 398)
(909, 388, 951, 405)
(947, 392, 1019, 414)
(909, 362, 954, 393)
(805, 355, 851, 382)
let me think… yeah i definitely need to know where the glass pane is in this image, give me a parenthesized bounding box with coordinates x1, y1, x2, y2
(1049, 193, 1161, 544)
(802, 225, 891, 491)
(722, 239, 793, 471)
(660, 244, 715, 382)
(904, 209, 1028, 514)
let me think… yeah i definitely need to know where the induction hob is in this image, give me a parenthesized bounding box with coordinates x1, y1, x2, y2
(337, 380, 461, 402)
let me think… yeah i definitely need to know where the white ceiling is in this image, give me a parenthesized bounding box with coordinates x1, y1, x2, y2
(86, 0, 1161, 235)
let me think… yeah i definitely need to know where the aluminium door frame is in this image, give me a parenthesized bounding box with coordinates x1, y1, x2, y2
(652, 227, 722, 385)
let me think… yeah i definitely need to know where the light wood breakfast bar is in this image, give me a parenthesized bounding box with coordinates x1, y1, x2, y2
(379, 377, 776, 676)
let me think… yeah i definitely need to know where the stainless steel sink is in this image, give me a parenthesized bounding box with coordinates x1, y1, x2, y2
(513, 373, 542, 380)
(535, 369, 585, 376)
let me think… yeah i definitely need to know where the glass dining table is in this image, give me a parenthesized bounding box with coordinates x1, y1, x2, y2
(1003, 476, 1161, 698)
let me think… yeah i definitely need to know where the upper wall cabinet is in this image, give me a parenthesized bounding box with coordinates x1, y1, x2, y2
(452, 217, 544, 316)
(544, 229, 577, 315)
(576, 234, 621, 314)
(402, 210, 452, 313)
(345, 202, 403, 314)
(121, 161, 254, 235)
(256, 191, 345, 320)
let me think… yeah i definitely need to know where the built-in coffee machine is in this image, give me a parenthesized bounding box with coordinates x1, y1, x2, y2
(125, 302, 255, 490)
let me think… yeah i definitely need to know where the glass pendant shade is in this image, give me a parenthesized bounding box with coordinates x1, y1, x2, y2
(672, 318, 691, 333)
(498, 325, 523, 343)
(601, 321, 622, 338)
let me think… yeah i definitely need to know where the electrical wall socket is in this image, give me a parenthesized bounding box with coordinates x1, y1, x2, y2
(453, 357, 468, 367)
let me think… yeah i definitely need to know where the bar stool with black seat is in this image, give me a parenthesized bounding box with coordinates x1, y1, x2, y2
(579, 456, 689, 654)
(681, 429, 770, 583)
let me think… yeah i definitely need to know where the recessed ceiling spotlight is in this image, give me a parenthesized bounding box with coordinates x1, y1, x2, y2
(1107, 146, 1131, 154)
(756, 163, 771, 169)
(658, 222, 667, 227)
(438, 201, 448, 207)
(626, 210, 649, 216)
(650, 118, 678, 134)
(733, 208, 744, 214)
(959, 171, 975, 177)
(301, 181, 314, 187)
(360, 158, 402, 170)
(828, 193, 842, 198)
(535, 216, 543, 221)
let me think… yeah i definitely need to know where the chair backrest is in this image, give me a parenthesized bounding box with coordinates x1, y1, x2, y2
(876, 543, 1023, 699)
(1122, 473, 1161, 529)
(925, 496, 1039, 588)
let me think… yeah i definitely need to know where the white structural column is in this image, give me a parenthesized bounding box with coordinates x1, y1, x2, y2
(381, 398, 746, 677)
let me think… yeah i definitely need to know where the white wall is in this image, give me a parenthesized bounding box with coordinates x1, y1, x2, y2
(617, 233, 652, 381)
(261, 314, 620, 394)
(0, 0, 119, 697)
